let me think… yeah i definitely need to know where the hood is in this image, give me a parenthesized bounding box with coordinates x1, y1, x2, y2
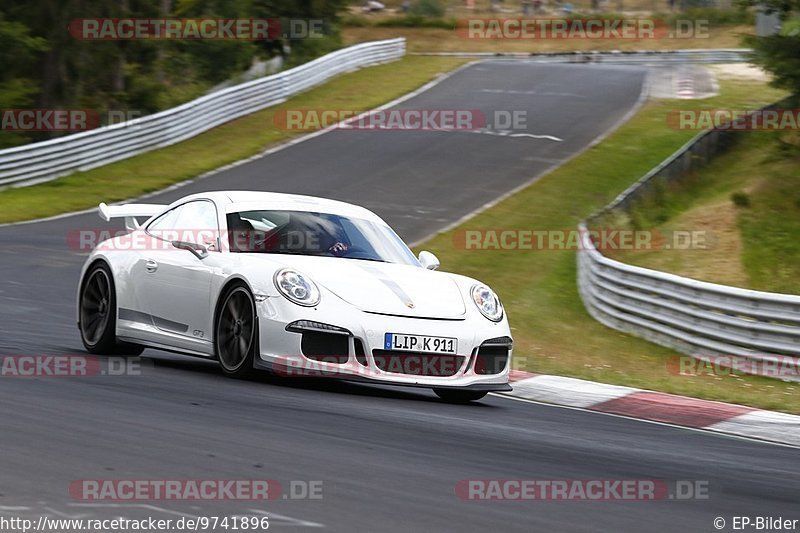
(265, 255, 467, 319)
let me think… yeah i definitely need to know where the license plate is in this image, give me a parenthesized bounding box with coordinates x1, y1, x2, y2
(384, 333, 458, 355)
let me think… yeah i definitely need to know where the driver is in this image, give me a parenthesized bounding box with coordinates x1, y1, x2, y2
(278, 213, 350, 256)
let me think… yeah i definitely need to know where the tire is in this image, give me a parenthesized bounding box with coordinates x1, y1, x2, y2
(79, 263, 144, 356)
(215, 283, 257, 378)
(433, 388, 488, 403)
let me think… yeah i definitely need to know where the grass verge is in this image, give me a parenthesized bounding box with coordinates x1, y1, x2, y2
(0, 56, 469, 224)
(600, 128, 800, 294)
(413, 79, 799, 413)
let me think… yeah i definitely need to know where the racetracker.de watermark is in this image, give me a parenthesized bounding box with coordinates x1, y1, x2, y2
(0, 356, 143, 377)
(457, 18, 708, 39)
(667, 109, 800, 131)
(270, 353, 507, 378)
(453, 229, 711, 251)
(1, 109, 99, 132)
(68, 480, 323, 501)
(273, 109, 492, 131)
(68, 18, 324, 40)
(69, 229, 290, 252)
(456, 479, 710, 500)
(1, 109, 143, 133)
(667, 355, 800, 379)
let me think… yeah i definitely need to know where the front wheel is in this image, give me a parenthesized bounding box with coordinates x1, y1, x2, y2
(433, 388, 489, 403)
(215, 283, 257, 378)
(79, 263, 144, 356)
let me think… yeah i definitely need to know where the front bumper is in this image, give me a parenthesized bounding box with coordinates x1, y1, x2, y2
(254, 297, 512, 390)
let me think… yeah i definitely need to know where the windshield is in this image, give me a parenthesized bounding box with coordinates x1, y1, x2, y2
(226, 210, 420, 266)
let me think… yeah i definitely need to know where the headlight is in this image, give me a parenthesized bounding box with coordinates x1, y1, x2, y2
(274, 269, 321, 307)
(471, 284, 503, 322)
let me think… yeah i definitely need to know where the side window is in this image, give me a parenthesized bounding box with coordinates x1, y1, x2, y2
(147, 205, 183, 238)
(147, 201, 218, 243)
(174, 201, 218, 231)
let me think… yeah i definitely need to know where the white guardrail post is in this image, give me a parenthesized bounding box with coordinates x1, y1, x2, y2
(577, 98, 800, 381)
(0, 38, 406, 188)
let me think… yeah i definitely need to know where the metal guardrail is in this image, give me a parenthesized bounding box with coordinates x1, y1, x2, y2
(414, 48, 751, 64)
(577, 98, 800, 380)
(0, 38, 406, 188)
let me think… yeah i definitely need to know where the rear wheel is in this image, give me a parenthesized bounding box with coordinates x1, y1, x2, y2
(433, 388, 488, 403)
(215, 283, 257, 378)
(79, 263, 144, 356)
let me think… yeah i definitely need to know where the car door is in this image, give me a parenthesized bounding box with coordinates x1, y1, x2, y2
(139, 200, 219, 343)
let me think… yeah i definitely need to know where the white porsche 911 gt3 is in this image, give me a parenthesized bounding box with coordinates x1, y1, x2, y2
(77, 191, 512, 401)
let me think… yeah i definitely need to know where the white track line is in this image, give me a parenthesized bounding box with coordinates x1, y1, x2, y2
(409, 64, 651, 247)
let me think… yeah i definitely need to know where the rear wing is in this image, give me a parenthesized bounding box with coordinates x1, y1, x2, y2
(98, 202, 166, 231)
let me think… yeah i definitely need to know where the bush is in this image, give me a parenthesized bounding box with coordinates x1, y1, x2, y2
(731, 191, 751, 207)
(409, 0, 446, 18)
(376, 15, 455, 28)
(340, 14, 372, 27)
(660, 7, 754, 26)
(283, 34, 344, 68)
(781, 16, 800, 37)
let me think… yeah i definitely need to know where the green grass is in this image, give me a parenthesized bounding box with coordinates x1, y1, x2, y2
(0, 56, 469, 223)
(413, 79, 799, 413)
(739, 136, 800, 293)
(599, 126, 800, 294)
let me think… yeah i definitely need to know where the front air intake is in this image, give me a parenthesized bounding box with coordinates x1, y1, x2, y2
(474, 337, 512, 375)
(301, 331, 349, 364)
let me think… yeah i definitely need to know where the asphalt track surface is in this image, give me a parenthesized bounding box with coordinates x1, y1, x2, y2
(1, 62, 797, 532)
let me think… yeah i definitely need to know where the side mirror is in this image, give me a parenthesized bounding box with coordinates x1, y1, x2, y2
(418, 250, 440, 271)
(172, 240, 209, 260)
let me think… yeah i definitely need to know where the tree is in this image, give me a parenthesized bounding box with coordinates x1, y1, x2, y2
(0, 14, 47, 146)
(739, 0, 800, 94)
(0, 0, 346, 146)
